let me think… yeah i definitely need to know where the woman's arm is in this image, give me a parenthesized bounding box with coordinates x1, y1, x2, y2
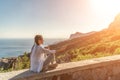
(40, 47, 56, 55)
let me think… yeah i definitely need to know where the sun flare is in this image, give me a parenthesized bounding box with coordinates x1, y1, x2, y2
(89, 0, 120, 30)
(90, 0, 120, 16)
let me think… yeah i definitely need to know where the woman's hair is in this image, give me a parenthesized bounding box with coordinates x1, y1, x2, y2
(34, 35, 43, 45)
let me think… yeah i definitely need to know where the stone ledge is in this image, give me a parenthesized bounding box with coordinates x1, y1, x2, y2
(2, 55, 120, 80)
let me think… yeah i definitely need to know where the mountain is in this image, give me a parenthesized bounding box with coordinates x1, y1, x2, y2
(109, 13, 120, 30)
(69, 31, 96, 39)
(49, 13, 120, 63)
(69, 32, 84, 39)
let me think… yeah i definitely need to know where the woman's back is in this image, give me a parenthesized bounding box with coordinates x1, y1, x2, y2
(30, 45, 46, 72)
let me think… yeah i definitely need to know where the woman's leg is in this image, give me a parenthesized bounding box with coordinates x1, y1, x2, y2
(43, 53, 54, 67)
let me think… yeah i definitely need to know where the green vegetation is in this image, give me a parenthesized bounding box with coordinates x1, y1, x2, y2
(0, 52, 30, 73)
(57, 39, 120, 63)
(14, 52, 30, 70)
(0, 68, 13, 73)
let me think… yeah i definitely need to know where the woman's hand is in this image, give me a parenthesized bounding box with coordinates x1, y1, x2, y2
(44, 46, 50, 50)
(51, 50, 56, 53)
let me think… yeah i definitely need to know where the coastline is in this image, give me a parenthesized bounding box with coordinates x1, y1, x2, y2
(0, 38, 66, 58)
(0, 38, 66, 72)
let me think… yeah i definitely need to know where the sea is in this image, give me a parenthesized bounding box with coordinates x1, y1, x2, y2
(0, 38, 65, 59)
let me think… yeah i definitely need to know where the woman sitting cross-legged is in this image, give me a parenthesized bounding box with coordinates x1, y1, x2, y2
(30, 35, 58, 73)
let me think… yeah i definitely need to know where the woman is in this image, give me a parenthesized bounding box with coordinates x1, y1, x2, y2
(30, 35, 57, 73)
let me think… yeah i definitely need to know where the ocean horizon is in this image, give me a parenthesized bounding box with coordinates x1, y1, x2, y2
(0, 38, 65, 59)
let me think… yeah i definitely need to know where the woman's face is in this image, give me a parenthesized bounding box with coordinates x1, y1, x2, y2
(38, 39, 43, 45)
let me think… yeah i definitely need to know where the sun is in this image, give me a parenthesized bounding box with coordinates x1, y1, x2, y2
(89, 0, 120, 30)
(90, 0, 120, 16)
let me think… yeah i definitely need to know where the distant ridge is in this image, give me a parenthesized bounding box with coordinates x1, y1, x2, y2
(69, 31, 96, 39)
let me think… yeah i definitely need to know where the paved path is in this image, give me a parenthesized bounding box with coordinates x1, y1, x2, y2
(0, 69, 29, 80)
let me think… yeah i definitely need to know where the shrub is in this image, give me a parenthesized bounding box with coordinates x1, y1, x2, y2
(14, 52, 30, 70)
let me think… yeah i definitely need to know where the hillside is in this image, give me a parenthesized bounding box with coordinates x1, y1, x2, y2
(49, 13, 120, 63)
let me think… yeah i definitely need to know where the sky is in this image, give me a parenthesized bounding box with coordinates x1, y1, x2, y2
(0, 0, 120, 38)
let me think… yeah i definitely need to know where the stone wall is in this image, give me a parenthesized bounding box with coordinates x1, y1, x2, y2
(12, 55, 120, 80)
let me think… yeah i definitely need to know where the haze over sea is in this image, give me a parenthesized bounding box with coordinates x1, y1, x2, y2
(0, 38, 64, 58)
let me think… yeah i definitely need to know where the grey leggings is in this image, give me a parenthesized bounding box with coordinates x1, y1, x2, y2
(43, 53, 54, 67)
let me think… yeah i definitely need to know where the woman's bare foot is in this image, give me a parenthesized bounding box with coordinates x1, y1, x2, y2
(48, 63, 58, 68)
(41, 66, 48, 72)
